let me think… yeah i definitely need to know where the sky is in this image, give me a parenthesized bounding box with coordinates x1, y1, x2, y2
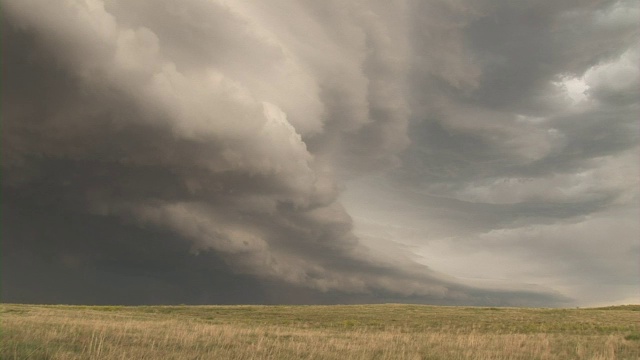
(2, 0, 638, 307)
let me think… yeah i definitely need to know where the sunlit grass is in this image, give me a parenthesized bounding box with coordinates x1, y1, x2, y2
(1, 304, 638, 359)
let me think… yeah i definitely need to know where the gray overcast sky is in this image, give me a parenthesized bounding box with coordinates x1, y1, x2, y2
(2, 0, 638, 306)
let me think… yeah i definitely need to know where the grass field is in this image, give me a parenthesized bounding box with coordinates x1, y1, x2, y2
(1, 303, 638, 359)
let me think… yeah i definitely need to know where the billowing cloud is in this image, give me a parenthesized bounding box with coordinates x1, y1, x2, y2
(2, 0, 637, 306)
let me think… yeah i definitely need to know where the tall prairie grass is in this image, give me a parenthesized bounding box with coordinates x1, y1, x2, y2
(1, 304, 638, 359)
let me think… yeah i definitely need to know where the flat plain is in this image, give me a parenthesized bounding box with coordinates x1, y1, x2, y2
(1, 303, 639, 359)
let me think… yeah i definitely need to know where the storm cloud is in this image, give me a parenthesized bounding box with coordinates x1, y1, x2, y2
(2, 0, 637, 306)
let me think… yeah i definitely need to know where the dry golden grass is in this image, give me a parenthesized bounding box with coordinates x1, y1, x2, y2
(1, 304, 638, 359)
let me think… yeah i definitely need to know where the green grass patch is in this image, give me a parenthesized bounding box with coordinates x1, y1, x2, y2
(625, 332, 640, 341)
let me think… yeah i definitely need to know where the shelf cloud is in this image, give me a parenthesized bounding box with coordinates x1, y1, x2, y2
(2, 0, 637, 306)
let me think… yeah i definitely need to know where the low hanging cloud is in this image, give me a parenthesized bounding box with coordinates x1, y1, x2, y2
(2, 0, 636, 306)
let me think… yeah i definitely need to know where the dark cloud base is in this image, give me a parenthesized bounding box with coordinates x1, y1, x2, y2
(2, 185, 254, 305)
(2, 181, 566, 306)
